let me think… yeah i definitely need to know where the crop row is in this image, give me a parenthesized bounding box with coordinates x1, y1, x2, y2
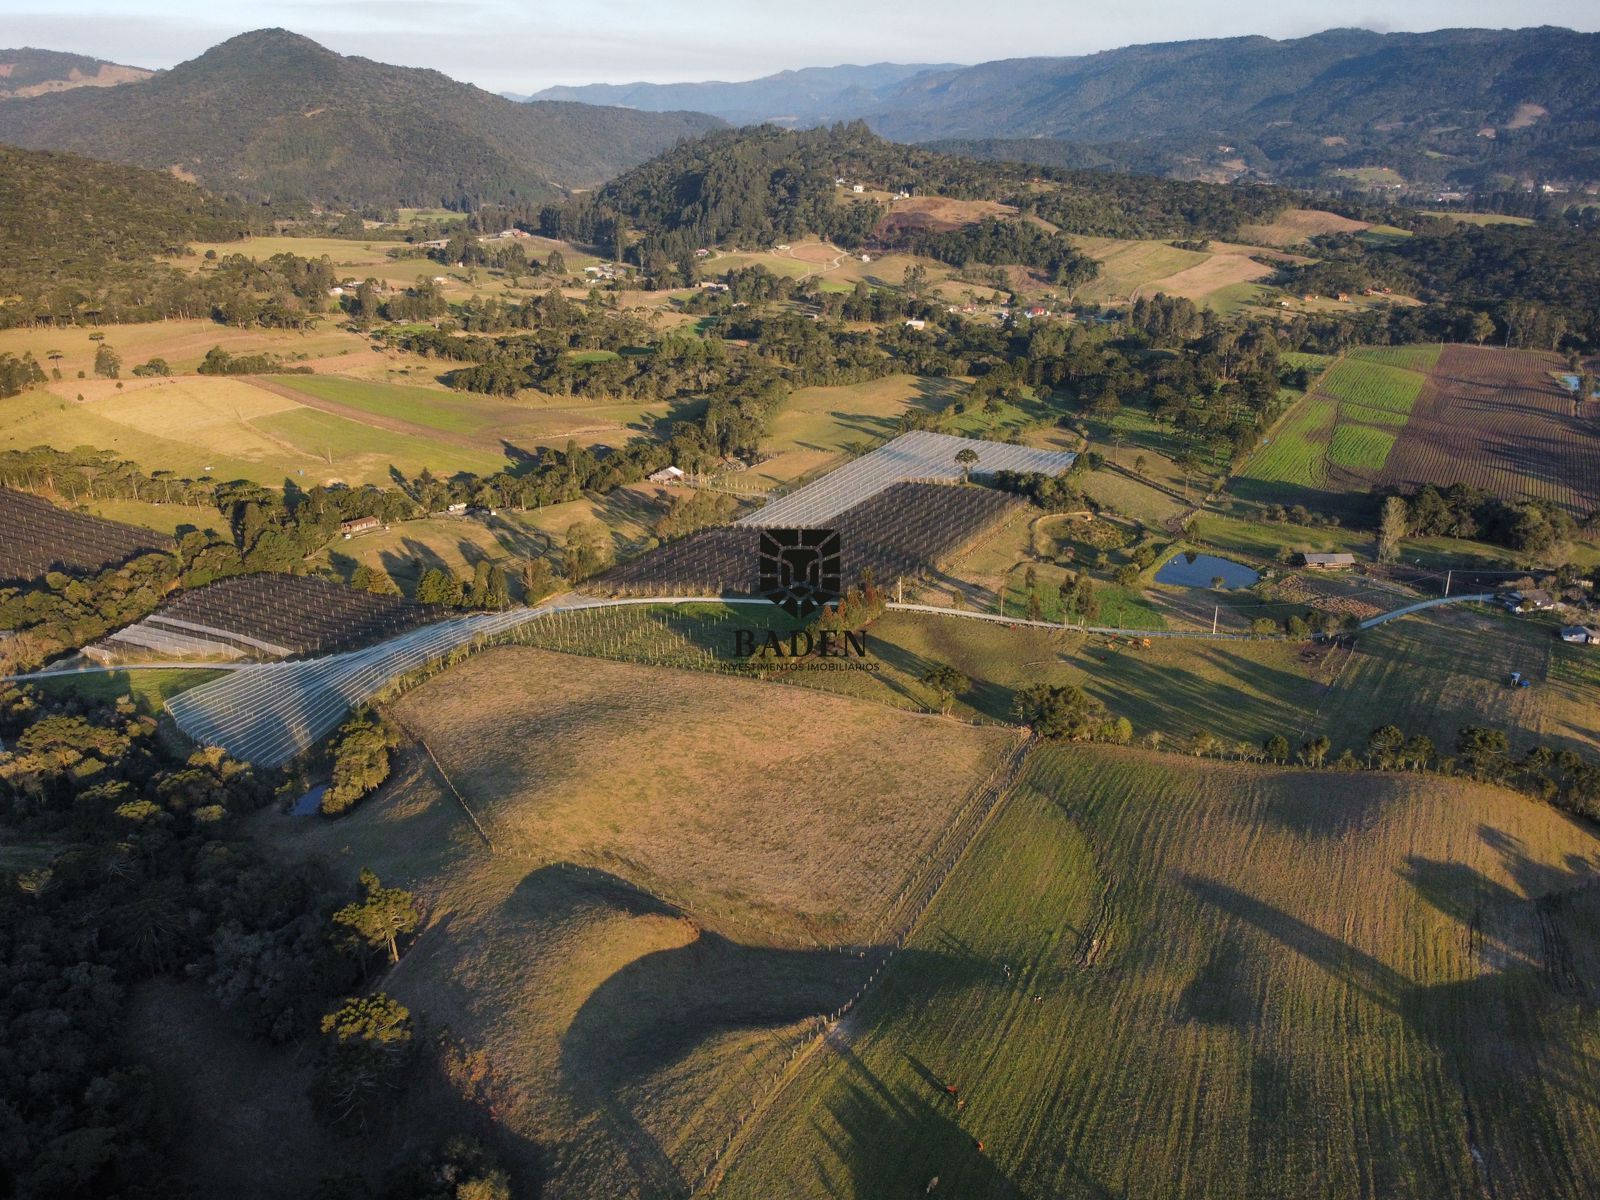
(153, 574, 439, 657)
(602, 482, 1021, 595)
(0, 488, 172, 584)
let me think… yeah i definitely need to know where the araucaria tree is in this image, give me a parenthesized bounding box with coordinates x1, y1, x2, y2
(333, 868, 421, 965)
(920, 663, 968, 714)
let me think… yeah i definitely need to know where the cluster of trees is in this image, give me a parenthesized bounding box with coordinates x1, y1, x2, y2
(0, 679, 453, 1195)
(1013, 682, 1132, 744)
(653, 490, 736, 542)
(197, 344, 314, 376)
(1282, 220, 1600, 350)
(322, 710, 402, 816)
(1390, 482, 1579, 556)
(551, 122, 1296, 272)
(1215, 722, 1600, 821)
(901, 217, 1101, 289)
(0, 351, 47, 397)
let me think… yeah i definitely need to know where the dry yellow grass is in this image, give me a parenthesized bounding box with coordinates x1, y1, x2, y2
(252, 649, 1013, 1197)
(1238, 207, 1371, 247)
(392, 647, 1013, 943)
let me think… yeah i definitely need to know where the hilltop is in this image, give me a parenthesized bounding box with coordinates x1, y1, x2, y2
(0, 46, 152, 98)
(0, 29, 725, 208)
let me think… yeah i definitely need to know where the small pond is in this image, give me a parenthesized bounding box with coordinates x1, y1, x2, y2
(1155, 552, 1259, 589)
(1558, 374, 1600, 398)
(291, 784, 327, 817)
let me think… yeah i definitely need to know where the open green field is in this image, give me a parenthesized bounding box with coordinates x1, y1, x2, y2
(747, 375, 961, 488)
(1322, 607, 1600, 758)
(1232, 346, 1441, 511)
(81, 498, 227, 537)
(33, 667, 224, 711)
(0, 319, 367, 379)
(319, 484, 672, 596)
(1421, 211, 1537, 227)
(724, 745, 1600, 1199)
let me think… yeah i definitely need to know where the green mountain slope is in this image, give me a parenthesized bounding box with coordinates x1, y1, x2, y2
(868, 27, 1600, 187)
(0, 29, 725, 208)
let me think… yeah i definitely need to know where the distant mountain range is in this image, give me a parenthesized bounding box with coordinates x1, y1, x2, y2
(519, 62, 959, 125)
(0, 30, 724, 208)
(534, 27, 1600, 190)
(0, 47, 152, 99)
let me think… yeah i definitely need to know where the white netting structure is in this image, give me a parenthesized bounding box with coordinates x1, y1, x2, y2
(735, 430, 1077, 528)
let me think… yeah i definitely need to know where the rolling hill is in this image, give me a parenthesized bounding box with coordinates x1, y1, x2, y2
(876, 26, 1600, 188)
(540, 27, 1600, 189)
(0, 46, 152, 98)
(0, 29, 725, 208)
(523, 62, 959, 125)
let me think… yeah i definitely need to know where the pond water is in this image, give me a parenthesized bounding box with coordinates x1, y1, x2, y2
(291, 784, 327, 817)
(1154, 552, 1260, 589)
(1558, 374, 1600, 397)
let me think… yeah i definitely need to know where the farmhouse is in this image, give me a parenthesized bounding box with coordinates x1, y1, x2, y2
(1502, 589, 1556, 613)
(1298, 552, 1356, 571)
(903, 318, 927, 330)
(339, 516, 382, 539)
(851, 184, 865, 194)
(647, 465, 686, 484)
(1558, 625, 1599, 645)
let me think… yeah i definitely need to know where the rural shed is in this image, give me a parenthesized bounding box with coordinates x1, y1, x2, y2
(1559, 625, 1599, 644)
(340, 516, 382, 539)
(1504, 589, 1557, 613)
(1298, 552, 1356, 570)
(648, 466, 686, 485)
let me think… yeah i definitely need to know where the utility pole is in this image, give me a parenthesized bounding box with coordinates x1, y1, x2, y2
(1212, 605, 1219, 635)
(1444, 569, 1452, 597)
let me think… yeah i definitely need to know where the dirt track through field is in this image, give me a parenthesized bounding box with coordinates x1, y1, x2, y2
(1373, 345, 1600, 513)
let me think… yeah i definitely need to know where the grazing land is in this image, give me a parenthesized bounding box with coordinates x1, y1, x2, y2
(243, 649, 1013, 1196)
(724, 745, 1600, 1200)
(1237, 207, 1370, 246)
(0, 487, 172, 583)
(0, 375, 511, 486)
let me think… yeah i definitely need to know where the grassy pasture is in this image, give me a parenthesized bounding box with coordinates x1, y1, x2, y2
(247, 650, 1012, 1195)
(0, 319, 365, 378)
(82, 499, 226, 536)
(724, 745, 1600, 1199)
(0, 373, 511, 487)
(32, 667, 223, 711)
(1421, 211, 1536, 227)
(390, 646, 1014, 943)
(1237, 207, 1370, 246)
(747, 375, 963, 488)
(1321, 608, 1600, 758)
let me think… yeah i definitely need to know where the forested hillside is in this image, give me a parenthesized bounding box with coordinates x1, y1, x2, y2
(869, 27, 1600, 188)
(0, 29, 724, 208)
(547, 123, 1293, 263)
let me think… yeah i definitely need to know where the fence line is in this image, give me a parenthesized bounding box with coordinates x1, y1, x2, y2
(689, 734, 1034, 1196)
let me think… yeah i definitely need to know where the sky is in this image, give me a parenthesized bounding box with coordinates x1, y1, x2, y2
(2, 0, 1597, 93)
